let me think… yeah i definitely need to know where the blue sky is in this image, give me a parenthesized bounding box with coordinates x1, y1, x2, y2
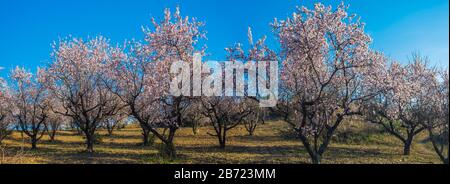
(0, 0, 448, 78)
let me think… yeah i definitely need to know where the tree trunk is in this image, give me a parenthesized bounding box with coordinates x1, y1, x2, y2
(142, 129, 153, 146)
(218, 129, 227, 149)
(31, 136, 37, 150)
(311, 154, 321, 164)
(298, 133, 322, 164)
(219, 139, 226, 149)
(192, 124, 199, 135)
(248, 125, 257, 136)
(403, 144, 411, 155)
(107, 128, 113, 136)
(403, 136, 413, 155)
(429, 130, 448, 164)
(143, 132, 149, 146)
(304, 144, 322, 164)
(160, 128, 177, 158)
(161, 142, 176, 158)
(85, 133, 94, 153)
(49, 130, 56, 142)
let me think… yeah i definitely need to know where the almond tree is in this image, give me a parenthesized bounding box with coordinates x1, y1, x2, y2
(9, 67, 50, 149)
(198, 28, 273, 148)
(0, 77, 12, 144)
(423, 71, 448, 163)
(105, 41, 161, 146)
(273, 3, 386, 164)
(243, 103, 266, 136)
(47, 37, 124, 153)
(106, 8, 205, 157)
(366, 56, 437, 155)
(102, 111, 127, 136)
(184, 101, 204, 135)
(222, 27, 276, 137)
(143, 7, 205, 157)
(46, 105, 66, 142)
(199, 97, 252, 148)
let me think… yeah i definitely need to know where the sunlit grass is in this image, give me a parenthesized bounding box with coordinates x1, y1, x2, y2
(0, 120, 441, 164)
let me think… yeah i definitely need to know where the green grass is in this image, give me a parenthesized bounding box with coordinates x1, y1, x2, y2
(0, 121, 442, 164)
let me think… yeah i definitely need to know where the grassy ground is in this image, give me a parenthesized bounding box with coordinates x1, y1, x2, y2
(0, 121, 442, 164)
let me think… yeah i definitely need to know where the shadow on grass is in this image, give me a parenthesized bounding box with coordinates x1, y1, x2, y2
(231, 135, 289, 142)
(324, 146, 398, 159)
(5, 145, 155, 164)
(3, 128, 410, 164)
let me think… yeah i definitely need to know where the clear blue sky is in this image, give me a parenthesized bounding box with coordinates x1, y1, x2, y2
(0, 0, 448, 78)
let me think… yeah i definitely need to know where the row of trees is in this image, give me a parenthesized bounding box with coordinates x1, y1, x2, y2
(272, 3, 449, 164)
(0, 3, 448, 164)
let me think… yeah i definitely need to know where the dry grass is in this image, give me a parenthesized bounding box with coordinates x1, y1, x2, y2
(0, 121, 442, 164)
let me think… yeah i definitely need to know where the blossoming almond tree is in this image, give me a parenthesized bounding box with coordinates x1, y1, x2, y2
(45, 100, 68, 142)
(102, 111, 128, 137)
(9, 67, 50, 149)
(183, 101, 204, 135)
(273, 3, 387, 164)
(107, 7, 205, 157)
(366, 55, 438, 155)
(47, 37, 124, 153)
(105, 41, 157, 145)
(199, 96, 253, 148)
(0, 77, 12, 144)
(242, 100, 267, 136)
(425, 71, 449, 164)
(46, 112, 64, 142)
(206, 27, 277, 139)
(143, 8, 205, 157)
(427, 71, 449, 164)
